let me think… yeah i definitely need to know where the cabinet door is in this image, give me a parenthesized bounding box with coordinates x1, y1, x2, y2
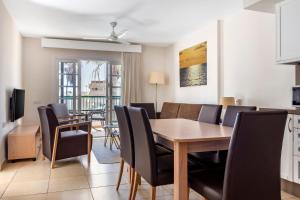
(277, 0, 300, 63)
(281, 114, 294, 181)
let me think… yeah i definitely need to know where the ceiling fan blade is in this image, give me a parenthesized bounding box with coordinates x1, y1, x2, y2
(118, 39, 130, 45)
(117, 29, 128, 38)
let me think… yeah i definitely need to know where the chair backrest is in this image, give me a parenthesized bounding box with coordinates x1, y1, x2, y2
(223, 111, 287, 200)
(198, 104, 222, 124)
(130, 103, 156, 119)
(222, 105, 257, 127)
(48, 103, 69, 117)
(177, 103, 202, 121)
(128, 107, 157, 185)
(160, 102, 180, 119)
(37, 106, 59, 159)
(114, 106, 135, 167)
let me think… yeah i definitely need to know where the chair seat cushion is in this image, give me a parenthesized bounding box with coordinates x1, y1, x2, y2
(189, 169, 225, 200)
(155, 143, 173, 156)
(56, 130, 90, 160)
(189, 151, 220, 164)
(60, 130, 88, 139)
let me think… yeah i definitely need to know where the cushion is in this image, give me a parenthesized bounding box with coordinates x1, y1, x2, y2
(160, 102, 180, 119)
(177, 103, 202, 120)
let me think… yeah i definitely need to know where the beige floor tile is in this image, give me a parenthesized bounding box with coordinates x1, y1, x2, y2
(0, 183, 8, 198)
(12, 167, 50, 182)
(0, 172, 15, 185)
(2, 180, 48, 197)
(91, 185, 129, 200)
(48, 176, 89, 192)
(2, 161, 33, 173)
(46, 189, 93, 200)
(50, 165, 85, 179)
(88, 172, 127, 188)
(1, 194, 47, 200)
(282, 191, 295, 199)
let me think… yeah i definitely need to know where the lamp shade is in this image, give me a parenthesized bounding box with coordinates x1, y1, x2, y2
(149, 72, 165, 85)
(220, 97, 235, 106)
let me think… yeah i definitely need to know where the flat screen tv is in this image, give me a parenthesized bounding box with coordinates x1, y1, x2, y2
(10, 89, 25, 122)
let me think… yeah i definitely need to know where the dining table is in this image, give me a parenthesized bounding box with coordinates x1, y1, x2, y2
(150, 118, 233, 200)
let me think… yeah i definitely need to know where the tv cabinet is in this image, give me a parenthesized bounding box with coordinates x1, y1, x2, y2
(8, 125, 41, 161)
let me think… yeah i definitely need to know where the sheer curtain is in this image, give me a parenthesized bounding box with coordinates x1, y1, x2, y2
(121, 52, 142, 105)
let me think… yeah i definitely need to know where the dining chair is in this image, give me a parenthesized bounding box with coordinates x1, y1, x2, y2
(38, 106, 92, 169)
(128, 107, 175, 200)
(189, 111, 287, 200)
(114, 106, 136, 198)
(190, 104, 223, 163)
(198, 104, 223, 124)
(130, 103, 156, 119)
(217, 105, 257, 163)
(222, 105, 257, 127)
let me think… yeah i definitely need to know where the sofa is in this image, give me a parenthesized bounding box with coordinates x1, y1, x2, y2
(158, 102, 202, 121)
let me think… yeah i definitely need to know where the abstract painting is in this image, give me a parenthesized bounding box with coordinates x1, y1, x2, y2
(179, 41, 207, 87)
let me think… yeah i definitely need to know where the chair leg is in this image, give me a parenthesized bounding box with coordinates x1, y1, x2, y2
(150, 186, 156, 200)
(131, 172, 140, 200)
(116, 159, 124, 190)
(128, 168, 135, 200)
(51, 128, 59, 169)
(87, 124, 92, 163)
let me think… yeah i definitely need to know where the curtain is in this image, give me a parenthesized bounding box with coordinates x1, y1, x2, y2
(121, 52, 142, 105)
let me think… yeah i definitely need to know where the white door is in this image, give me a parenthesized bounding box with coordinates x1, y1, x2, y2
(281, 114, 294, 181)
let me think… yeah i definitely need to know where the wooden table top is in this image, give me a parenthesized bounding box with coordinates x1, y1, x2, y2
(150, 118, 233, 142)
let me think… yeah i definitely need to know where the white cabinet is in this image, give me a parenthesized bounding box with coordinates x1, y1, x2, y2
(276, 0, 300, 64)
(281, 114, 294, 181)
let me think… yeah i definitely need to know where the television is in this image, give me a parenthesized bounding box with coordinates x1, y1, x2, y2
(10, 89, 25, 122)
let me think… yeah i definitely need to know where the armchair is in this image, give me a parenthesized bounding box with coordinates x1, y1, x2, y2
(38, 106, 92, 168)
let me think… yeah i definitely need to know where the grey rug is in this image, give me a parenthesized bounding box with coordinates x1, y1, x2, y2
(92, 138, 120, 164)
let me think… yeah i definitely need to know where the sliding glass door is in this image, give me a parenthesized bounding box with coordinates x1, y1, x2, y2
(58, 59, 122, 124)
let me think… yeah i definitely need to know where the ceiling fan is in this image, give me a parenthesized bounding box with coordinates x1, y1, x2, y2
(84, 22, 130, 45)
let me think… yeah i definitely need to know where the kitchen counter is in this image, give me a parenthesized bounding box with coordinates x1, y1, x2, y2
(259, 107, 300, 115)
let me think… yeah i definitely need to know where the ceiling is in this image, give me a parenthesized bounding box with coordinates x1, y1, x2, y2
(3, 0, 243, 46)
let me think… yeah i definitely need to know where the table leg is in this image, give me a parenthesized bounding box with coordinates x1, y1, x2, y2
(174, 142, 188, 200)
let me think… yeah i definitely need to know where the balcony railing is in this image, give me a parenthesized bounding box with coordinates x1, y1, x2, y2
(59, 96, 121, 122)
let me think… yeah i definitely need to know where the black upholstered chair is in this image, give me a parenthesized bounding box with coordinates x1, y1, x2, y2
(222, 105, 257, 127)
(114, 106, 135, 198)
(189, 111, 287, 200)
(190, 104, 223, 163)
(48, 103, 89, 130)
(130, 103, 156, 119)
(128, 107, 174, 200)
(198, 104, 223, 124)
(217, 105, 257, 163)
(38, 106, 92, 168)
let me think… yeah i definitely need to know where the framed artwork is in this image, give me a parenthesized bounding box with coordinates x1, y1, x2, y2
(179, 41, 207, 87)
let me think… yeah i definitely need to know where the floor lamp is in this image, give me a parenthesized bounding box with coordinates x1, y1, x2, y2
(149, 72, 165, 112)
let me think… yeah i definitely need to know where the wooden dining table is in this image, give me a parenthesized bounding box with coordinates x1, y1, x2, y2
(150, 118, 233, 200)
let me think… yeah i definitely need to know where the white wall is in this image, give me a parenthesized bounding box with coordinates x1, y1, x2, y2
(141, 46, 173, 111)
(0, 1, 23, 166)
(164, 10, 294, 108)
(22, 38, 169, 124)
(166, 21, 221, 104)
(223, 10, 294, 107)
(22, 38, 122, 125)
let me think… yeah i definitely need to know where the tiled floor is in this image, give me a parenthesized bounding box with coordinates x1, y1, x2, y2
(0, 151, 299, 200)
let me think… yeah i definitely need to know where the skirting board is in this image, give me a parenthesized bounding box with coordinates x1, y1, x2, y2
(281, 179, 300, 197)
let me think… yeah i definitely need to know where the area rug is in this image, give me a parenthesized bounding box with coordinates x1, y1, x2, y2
(92, 138, 120, 164)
